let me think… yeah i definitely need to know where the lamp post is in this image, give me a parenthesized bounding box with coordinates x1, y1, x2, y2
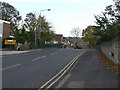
(39, 9, 51, 46)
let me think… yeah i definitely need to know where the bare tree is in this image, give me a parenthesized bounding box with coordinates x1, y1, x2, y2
(70, 27, 81, 38)
(70, 27, 81, 49)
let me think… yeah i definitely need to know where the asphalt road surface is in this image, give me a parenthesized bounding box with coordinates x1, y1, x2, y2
(2, 48, 85, 88)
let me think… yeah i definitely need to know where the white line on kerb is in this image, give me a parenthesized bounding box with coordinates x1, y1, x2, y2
(32, 55, 46, 61)
(1, 64, 21, 71)
(49, 52, 58, 55)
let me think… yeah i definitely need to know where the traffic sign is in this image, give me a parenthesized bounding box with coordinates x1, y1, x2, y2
(4, 40, 16, 45)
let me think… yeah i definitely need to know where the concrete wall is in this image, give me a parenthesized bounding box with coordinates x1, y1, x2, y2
(101, 36, 120, 65)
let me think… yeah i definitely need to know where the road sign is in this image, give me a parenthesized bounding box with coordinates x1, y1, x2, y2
(4, 40, 16, 45)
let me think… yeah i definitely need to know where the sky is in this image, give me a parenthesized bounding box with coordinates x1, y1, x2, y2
(1, 0, 114, 37)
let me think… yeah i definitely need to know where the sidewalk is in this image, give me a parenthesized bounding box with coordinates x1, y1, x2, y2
(0, 49, 42, 56)
(58, 50, 119, 88)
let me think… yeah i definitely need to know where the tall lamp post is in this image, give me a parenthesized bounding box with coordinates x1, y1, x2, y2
(39, 9, 51, 46)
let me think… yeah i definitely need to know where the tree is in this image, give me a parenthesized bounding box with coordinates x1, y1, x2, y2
(82, 26, 97, 47)
(24, 12, 37, 32)
(14, 26, 29, 44)
(105, 0, 120, 35)
(93, 1, 120, 44)
(0, 2, 21, 35)
(105, 1, 120, 23)
(105, 1, 120, 35)
(24, 12, 39, 48)
(70, 27, 81, 38)
(70, 27, 81, 49)
(38, 16, 54, 41)
(82, 1, 120, 48)
(24, 12, 54, 48)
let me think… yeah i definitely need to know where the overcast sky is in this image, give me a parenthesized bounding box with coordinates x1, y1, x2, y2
(1, 0, 114, 37)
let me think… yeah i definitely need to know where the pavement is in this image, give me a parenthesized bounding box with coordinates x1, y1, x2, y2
(56, 49, 119, 88)
(0, 49, 42, 56)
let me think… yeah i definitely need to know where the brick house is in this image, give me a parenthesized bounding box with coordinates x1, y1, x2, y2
(0, 20, 10, 39)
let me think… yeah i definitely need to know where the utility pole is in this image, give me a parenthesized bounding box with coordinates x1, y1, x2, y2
(39, 9, 51, 46)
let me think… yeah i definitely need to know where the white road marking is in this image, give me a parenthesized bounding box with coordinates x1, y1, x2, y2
(32, 55, 46, 61)
(1, 64, 21, 71)
(49, 52, 58, 55)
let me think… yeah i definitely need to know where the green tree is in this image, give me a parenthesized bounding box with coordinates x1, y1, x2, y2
(24, 12, 37, 32)
(14, 26, 29, 44)
(38, 16, 54, 41)
(105, 1, 120, 23)
(93, 1, 120, 43)
(24, 12, 54, 48)
(82, 26, 97, 47)
(105, 1, 120, 35)
(0, 2, 21, 35)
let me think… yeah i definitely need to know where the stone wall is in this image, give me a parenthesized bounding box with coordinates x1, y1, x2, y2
(101, 36, 120, 65)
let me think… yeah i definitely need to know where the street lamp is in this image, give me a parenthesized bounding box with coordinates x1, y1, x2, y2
(39, 9, 51, 45)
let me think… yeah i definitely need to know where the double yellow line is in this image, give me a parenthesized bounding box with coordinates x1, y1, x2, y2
(38, 51, 86, 90)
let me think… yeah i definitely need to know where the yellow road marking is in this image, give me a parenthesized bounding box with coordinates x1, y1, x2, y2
(39, 55, 77, 89)
(46, 55, 78, 88)
(46, 51, 86, 88)
(39, 51, 86, 89)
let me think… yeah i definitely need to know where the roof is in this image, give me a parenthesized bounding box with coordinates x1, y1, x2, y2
(0, 19, 10, 24)
(9, 35, 15, 38)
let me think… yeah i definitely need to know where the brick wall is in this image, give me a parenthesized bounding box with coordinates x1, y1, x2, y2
(118, 36, 120, 64)
(101, 36, 120, 65)
(20, 45, 29, 50)
(0, 37, 2, 49)
(3, 22, 10, 38)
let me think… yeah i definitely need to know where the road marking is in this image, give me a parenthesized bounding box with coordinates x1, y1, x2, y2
(39, 55, 78, 89)
(39, 51, 86, 89)
(1, 64, 21, 71)
(32, 56, 46, 61)
(49, 52, 58, 55)
(47, 55, 80, 88)
(55, 74, 71, 88)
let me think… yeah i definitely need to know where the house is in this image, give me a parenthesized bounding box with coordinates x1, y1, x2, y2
(54, 34, 63, 44)
(0, 20, 10, 39)
(0, 9, 10, 38)
(61, 37, 89, 49)
(45, 34, 63, 45)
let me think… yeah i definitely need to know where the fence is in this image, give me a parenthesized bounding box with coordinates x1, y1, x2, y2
(44, 44, 63, 48)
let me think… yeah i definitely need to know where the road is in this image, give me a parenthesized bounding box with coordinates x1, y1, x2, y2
(2, 48, 85, 88)
(60, 49, 118, 88)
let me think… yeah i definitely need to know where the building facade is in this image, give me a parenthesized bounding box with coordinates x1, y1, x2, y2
(0, 20, 10, 39)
